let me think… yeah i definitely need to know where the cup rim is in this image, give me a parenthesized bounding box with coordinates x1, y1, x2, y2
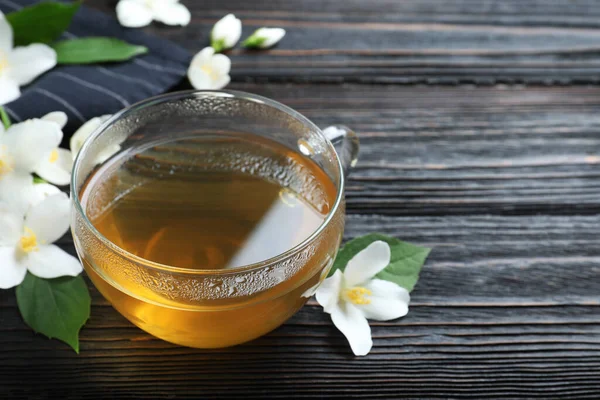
(71, 89, 345, 276)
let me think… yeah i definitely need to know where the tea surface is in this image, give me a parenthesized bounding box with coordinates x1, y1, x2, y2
(83, 135, 336, 270)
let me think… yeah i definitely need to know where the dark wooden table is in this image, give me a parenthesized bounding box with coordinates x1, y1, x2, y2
(3, 1, 600, 398)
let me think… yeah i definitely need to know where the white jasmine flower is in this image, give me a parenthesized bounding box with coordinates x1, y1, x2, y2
(315, 241, 410, 356)
(33, 113, 117, 185)
(0, 118, 62, 213)
(0, 192, 82, 289)
(70, 114, 117, 163)
(0, 11, 57, 105)
(187, 47, 231, 90)
(116, 0, 191, 28)
(211, 14, 241, 52)
(34, 112, 72, 186)
(242, 28, 286, 49)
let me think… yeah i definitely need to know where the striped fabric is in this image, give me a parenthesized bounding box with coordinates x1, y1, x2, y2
(0, 0, 191, 134)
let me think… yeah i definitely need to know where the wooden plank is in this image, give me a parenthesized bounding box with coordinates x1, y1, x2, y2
(85, 0, 600, 84)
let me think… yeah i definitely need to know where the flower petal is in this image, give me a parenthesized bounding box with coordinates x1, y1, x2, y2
(211, 54, 231, 75)
(28, 183, 61, 209)
(153, 1, 191, 26)
(315, 269, 343, 313)
(330, 302, 372, 356)
(3, 119, 63, 172)
(302, 258, 334, 298)
(211, 74, 230, 90)
(0, 12, 13, 53)
(70, 115, 111, 156)
(359, 279, 410, 321)
(0, 76, 20, 105)
(367, 279, 411, 303)
(301, 283, 319, 298)
(41, 111, 68, 129)
(195, 46, 215, 64)
(8, 44, 56, 86)
(25, 192, 70, 245)
(0, 204, 22, 246)
(0, 247, 27, 289)
(257, 27, 286, 48)
(34, 148, 73, 186)
(0, 172, 35, 215)
(188, 69, 212, 90)
(116, 0, 153, 28)
(343, 240, 391, 287)
(96, 144, 121, 164)
(26, 245, 82, 279)
(211, 14, 242, 48)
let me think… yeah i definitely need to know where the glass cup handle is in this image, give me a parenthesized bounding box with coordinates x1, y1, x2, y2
(323, 125, 360, 177)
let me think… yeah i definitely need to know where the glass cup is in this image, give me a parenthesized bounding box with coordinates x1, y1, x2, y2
(71, 90, 359, 348)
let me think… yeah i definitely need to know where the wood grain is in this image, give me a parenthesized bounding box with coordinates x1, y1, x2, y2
(87, 0, 600, 84)
(2, 83, 600, 399)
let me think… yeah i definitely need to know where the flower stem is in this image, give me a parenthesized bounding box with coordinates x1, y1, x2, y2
(0, 106, 11, 130)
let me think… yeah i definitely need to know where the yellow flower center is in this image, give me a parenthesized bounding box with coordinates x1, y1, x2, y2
(201, 64, 220, 80)
(19, 228, 39, 253)
(0, 146, 14, 178)
(48, 149, 59, 164)
(344, 286, 372, 305)
(0, 50, 8, 74)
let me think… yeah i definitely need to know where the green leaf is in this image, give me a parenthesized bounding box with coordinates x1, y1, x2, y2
(6, 2, 80, 46)
(330, 233, 431, 292)
(33, 176, 47, 184)
(52, 38, 148, 64)
(0, 106, 11, 130)
(16, 273, 91, 353)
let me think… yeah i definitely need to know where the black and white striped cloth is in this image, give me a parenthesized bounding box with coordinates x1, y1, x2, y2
(0, 0, 191, 134)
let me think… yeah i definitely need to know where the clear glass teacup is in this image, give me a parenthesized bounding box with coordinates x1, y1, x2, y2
(71, 90, 359, 348)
